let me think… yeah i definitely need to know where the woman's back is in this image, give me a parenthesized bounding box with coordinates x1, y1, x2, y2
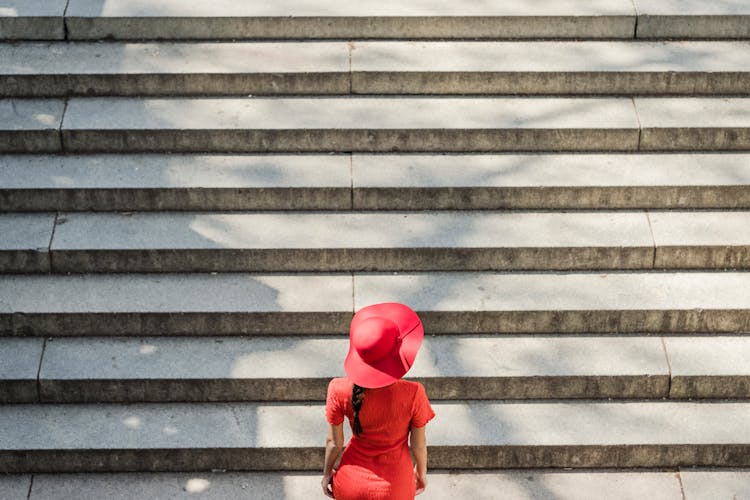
(326, 377, 434, 499)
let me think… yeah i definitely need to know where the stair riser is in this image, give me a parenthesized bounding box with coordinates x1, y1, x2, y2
(41, 248, 657, 273)
(4, 310, 749, 337)
(3, 375, 670, 404)
(6, 130, 750, 154)
(64, 17, 635, 41)
(637, 16, 750, 40)
(59, 129, 641, 154)
(0, 132, 60, 154)
(4, 73, 750, 97)
(4, 186, 749, 211)
(3, 445, 750, 473)
(0, 74, 350, 97)
(5, 247, 750, 274)
(355, 186, 750, 210)
(352, 72, 750, 96)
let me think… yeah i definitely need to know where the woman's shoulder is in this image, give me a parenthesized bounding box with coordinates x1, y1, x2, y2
(328, 377, 354, 393)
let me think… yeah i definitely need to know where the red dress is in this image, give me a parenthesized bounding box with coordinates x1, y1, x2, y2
(325, 377, 436, 500)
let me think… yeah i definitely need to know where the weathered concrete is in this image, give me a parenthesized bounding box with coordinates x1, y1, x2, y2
(0, 338, 43, 403)
(352, 154, 750, 210)
(5, 154, 750, 212)
(0, 213, 55, 273)
(0, 42, 350, 97)
(650, 211, 750, 269)
(635, 98, 750, 151)
(36, 335, 669, 402)
(352, 41, 750, 95)
(0, 154, 352, 211)
(666, 337, 750, 399)
(635, 0, 750, 39)
(48, 211, 655, 272)
(0, 99, 64, 153)
(3, 401, 750, 472)
(0, 274, 353, 336)
(61, 97, 641, 153)
(0, 0, 66, 40)
(65, 0, 636, 40)
(680, 469, 750, 500)
(25, 471, 685, 499)
(354, 272, 750, 333)
(0, 475, 30, 500)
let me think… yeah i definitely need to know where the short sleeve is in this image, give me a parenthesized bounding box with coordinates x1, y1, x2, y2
(411, 383, 436, 428)
(325, 379, 345, 425)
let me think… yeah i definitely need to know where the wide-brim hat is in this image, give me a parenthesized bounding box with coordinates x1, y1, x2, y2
(345, 302, 424, 389)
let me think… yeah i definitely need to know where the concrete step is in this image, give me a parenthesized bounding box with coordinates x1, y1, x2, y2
(8, 335, 750, 404)
(1, 335, 677, 402)
(634, 0, 750, 40)
(9, 470, 749, 499)
(3, 154, 750, 212)
(4, 335, 750, 403)
(0, 154, 353, 211)
(5, 0, 749, 42)
(5, 97, 750, 154)
(2, 272, 749, 336)
(4, 41, 750, 97)
(36, 211, 660, 273)
(3, 401, 750, 472)
(0, 42, 351, 97)
(0, 99, 63, 153)
(350, 41, 750, 96)
(0, 1, 66, 41)
(353, 154, 750, 210)
(5, 211, 750, 273)
(63, 0, 638, 41)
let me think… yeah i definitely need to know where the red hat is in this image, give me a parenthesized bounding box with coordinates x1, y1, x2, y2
(345, 302, 425, 389)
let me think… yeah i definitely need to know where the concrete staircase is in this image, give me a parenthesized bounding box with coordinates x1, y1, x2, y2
(2, 1, 750, 498)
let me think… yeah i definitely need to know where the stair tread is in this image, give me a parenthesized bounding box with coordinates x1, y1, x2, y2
(5, 470, 749, 499)
(4, 41, 750, 75)
(2, 272, 749, 314)
(34, 336, 669, 380)
(60, 97, 639, 130)
(3, 400, 750, 450)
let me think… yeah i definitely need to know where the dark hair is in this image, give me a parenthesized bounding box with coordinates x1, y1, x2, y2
(352, 384, 366, 437)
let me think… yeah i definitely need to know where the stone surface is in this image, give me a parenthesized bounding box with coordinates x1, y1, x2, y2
(0, 42, 350, 96)
(352, 153, 750, 209)
(0, 0, 66, 40)
(634, 0, 750, 39)
(354, 272, 750, 333)
(352, 41, 750, 95)
(0, 154, 351, 211)
(26, 471, 684, 499)
(649, 211, 750, 269)
(48, 211, 655, 272)
(0, 338, 43, 403)
(0, 99, 64, 153)
(36, 335, 669, 402)
(3, 401, 750, 471)
(65, 0, 635, 40)
(0, 274, 353, 336)
(680, 469, 750, 500)
(0, 213, 55, 272)
(635, 98, 750, 151)
(665, 337, 750, 398)
(60, 97, 640, 153)
(0, 475, 30, 500)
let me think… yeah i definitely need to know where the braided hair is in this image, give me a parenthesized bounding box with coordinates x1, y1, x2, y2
(352, 384, 366, 437)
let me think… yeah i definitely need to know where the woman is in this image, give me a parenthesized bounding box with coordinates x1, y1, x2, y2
(322, 302, 435, 499)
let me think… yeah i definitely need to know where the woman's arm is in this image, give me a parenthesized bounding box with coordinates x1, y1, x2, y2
(322, 422, 344, 498)
(410, 425, 428, 495)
